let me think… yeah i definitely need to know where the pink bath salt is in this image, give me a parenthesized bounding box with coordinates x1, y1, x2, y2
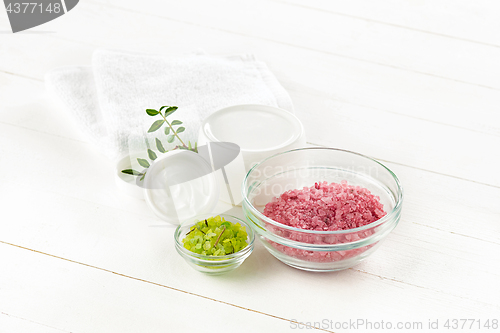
(263, 180, 386, 231)
(267, 240, 376, 263)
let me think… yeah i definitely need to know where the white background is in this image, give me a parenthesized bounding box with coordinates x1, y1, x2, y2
(1, 1, 499, 332)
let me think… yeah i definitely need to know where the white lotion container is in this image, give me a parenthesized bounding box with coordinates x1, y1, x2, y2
(198, 104, 306, 171)
(143, 150, 220, 225)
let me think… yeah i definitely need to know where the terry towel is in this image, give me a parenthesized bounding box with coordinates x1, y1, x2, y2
(45, 49, 294, 161)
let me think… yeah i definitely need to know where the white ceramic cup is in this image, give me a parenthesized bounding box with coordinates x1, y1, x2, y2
(198, 104, 306, 172)
(198, 104, 306, 206)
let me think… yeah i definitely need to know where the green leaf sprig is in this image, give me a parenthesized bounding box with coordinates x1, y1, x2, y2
(121, 106, 198, 180)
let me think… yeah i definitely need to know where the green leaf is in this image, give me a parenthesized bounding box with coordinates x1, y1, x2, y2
(176, 126, 185, 133)
(164, 127, 170, 135)
(148, 119, 165, 133)
(159, 106, 169, 112)
(137, 158, 150, 168)
(171, 120, 183, 125)
(165, 106, 178, 117)
(147, 149, 157, 161)
(139, 173, 146, 181)
(167, 135, 175, 143)
(156, 138, 166, 153)
(188, 141, 192, 150)
(194, 142, 198, 153)
(146, 109, 159, 116)
(121, 169, 143, 176)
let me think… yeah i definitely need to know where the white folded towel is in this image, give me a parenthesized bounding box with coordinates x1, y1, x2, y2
(45, 49, 294, 161)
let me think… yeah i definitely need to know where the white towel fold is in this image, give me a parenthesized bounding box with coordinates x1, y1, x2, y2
(45, 49, 293, 161)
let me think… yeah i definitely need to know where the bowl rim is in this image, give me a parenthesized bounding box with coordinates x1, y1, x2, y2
(241, 147, 404, 235)
(174, 213, 255, 261)
(200, 104, 305, 153)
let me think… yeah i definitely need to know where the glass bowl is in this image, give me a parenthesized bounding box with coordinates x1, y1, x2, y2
(174, 214, 255, 275)
(242, 147, 403, 272)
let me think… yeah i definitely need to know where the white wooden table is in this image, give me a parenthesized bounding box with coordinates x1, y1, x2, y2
(1, 1, 499, 332)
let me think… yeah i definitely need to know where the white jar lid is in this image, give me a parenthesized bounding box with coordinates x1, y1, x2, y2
(201, 104, 304, 153)
(143, 150, 220, 225)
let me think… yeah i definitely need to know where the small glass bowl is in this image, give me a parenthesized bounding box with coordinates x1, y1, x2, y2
(242, 147, 403, 272)
(174, 214, 255, 275)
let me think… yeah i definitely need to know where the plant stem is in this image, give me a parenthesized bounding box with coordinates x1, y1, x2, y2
(186, 227, 196, 236)
(186, 226, 206, 236)
(213, 226, 226, 248)
(160, 114, 187, 147)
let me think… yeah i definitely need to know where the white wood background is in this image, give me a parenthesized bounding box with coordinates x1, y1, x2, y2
(1, 1, 500, 332)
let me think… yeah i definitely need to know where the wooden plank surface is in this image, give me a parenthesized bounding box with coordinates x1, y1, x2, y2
(2, 2, 499, 187)
(0, 312, 69, 333)
(1, 0, 499, 332)
(89, 0, 500, 89)
(277, 0, 500, 47)
(0, 243, 298, 333)
(1, 74, 499, 330)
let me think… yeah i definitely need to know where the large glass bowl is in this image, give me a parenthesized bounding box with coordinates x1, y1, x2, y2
(242, 147, 403, 272)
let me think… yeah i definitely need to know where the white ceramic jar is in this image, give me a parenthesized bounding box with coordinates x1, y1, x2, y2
(198, 104, 306, 172)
